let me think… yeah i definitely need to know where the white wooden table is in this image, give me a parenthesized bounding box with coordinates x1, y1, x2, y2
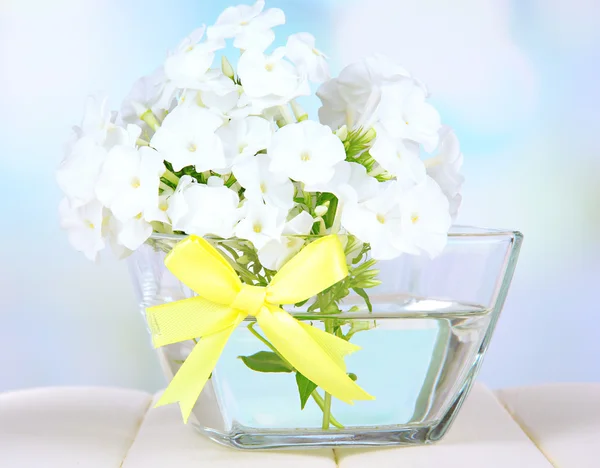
(1, 383, 598, 467)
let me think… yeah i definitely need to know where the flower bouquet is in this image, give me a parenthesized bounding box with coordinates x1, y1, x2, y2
(57, 0, 522, 450)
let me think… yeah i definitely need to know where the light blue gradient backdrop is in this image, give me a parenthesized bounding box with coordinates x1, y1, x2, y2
(1, 0, 598, 392)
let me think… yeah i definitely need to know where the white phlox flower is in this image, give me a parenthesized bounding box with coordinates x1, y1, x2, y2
(258, 211, 314, 270)
(268, 120, 346, 185)
(103, 214, 132, 259)
(234, 199, 285, 249)
(120, 67, 177, 127)
(69, 93, 137, 150)
(78, 93, 117, 144)
(180, 78, 248, 117)
(232, 153, 293, 210)
(237, 47, 310, 110)
(150, 106, 225, 172)
(394, 176, 452, 258)
(95, 145, 165, 225)
(285, 33, 330, 83)
(369, 127, 426, 187)
(164, 26, 225, 90)
(425, 126, 464, 219)
(341, 177, 450, 260)
(317, 55, 411, 130)
(217, 116, 273, 167)
(207, 0, 285, 51)
(143, 186, 174, 225)
(59, 198, 105, 261)
(56, 136, 107, 208)
(168, 175, 240, 238)
(341, 181, 405, 260)
(305, 161, 380, 205)
(109, 213, 154, 252)
(377, 80, 441, 151)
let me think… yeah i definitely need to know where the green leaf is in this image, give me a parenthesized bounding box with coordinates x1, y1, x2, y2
(294, 298, 310, 308)
(307, 300, 320, 313)
(352, 287, 373, 313)
(238, 351, 293, 373)
(295, 372, 318, 409)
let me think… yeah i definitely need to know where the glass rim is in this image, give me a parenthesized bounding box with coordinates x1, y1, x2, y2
(149, 225, 522, 241)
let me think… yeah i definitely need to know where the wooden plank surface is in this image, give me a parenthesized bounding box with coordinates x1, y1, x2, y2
(1, 383, 597, 467)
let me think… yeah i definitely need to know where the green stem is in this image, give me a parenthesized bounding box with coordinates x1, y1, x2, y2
(225, 173, 237, 188)
(321, 317, 335, 430)
(248, 322, 288, 364)
(311, 391, 344, 429)
(247, 322, 344, 429)
(322, 392, 332, 429)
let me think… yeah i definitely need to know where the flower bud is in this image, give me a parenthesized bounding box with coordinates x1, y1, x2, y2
(221, 56, 235, 80)
(237, 255, 250, 265)
(353, 279, 381, 288)
(357, 269, 379, 281)
(314, 205, 328, 217)
(335, 125, 348, 141)
(363, 127, 377, 143)
(290, 100, 308, 122)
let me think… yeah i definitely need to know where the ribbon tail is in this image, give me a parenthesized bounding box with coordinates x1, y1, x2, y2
(156, 313, 244, 423)
(297, 321, 361, 372)
(256, 306, 374, 404)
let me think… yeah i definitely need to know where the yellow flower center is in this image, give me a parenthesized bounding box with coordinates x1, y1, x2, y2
(411, 213, 419, 224)
(300, 151, 311, 161)
(188, 143, 197, 152)
(131, 177, 141, 188)
(396, 151, 402, 159)
(253, 222, 262, 233)
(260, 182, 267, 193)
(85, 220, 95, 230)
(265, 63, 274, 72)
(376, 214, 386, 224)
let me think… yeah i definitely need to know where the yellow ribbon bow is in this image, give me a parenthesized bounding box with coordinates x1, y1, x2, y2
(146, 234, 374, 422)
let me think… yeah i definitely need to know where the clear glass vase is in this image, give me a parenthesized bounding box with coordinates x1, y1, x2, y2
(128, 226, 522, 449)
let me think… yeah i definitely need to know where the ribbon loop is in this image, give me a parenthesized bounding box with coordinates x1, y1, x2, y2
(147, 234, 374, 423)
